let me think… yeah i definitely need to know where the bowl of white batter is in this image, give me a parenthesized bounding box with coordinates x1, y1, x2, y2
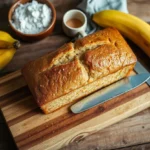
(8, 0, 56, 41)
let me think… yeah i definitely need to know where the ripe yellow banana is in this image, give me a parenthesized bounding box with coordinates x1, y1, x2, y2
(0, 31, 20, 70)
(0, 49, 16, 69)
(93, 10, 150, 57)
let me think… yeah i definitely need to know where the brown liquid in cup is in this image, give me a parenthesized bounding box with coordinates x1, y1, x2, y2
(66, 18, 83, 28)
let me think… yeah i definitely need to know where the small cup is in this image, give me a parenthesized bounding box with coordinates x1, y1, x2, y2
(63, 9, 87, 37)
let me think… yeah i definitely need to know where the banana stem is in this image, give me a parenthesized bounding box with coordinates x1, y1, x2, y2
(13, 41, 21, 49)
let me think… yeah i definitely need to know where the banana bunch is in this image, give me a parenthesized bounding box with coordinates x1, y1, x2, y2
(93, 10, 150, 57)
(0, 31, 20, 70)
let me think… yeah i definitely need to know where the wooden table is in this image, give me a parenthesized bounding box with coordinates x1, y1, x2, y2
(0, 0, 150, 150)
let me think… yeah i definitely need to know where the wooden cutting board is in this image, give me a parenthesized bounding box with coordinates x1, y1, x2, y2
(0, 69, 150, 150)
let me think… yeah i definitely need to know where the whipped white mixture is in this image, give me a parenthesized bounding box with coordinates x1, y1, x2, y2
(11, 0, 52, 34)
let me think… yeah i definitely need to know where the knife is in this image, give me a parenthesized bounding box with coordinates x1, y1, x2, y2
(71, 73, 150, 114)
(134, 61, 150, 86)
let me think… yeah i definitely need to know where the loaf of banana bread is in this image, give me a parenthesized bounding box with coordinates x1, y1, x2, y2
(22, 28, 137, 114)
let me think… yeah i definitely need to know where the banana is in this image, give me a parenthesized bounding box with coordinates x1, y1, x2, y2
(93, 10, 150, 57)
(0, 31, 20, 70)
(0, 40, 20, 49)
(0, 31, 20, 49)
(0, 48, 16, 69)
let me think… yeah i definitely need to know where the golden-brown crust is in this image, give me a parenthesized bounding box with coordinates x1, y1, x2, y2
(41, 64, 134, 114)
(85, 44, 120, 71)
(35, 59, 88, 106)
(22, 42, 75, 103)
(21, 27, 137, 113)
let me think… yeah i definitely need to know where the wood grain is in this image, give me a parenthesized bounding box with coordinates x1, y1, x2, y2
(128, 0, 150, 22)
(0, 69, 150, 150)
(115, 143, 150, 150)
(61, 108, 150, 150)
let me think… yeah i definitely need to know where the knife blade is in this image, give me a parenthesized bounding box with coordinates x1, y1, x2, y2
(134, 61, 150, 86)
(71, 73, 150, 114)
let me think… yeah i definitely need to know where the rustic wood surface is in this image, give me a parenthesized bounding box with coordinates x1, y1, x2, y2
(0, 0, 150, 150)
(0, 69, 149, 150)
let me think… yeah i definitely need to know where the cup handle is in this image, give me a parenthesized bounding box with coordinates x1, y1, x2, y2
(78, 30, 87, 37)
